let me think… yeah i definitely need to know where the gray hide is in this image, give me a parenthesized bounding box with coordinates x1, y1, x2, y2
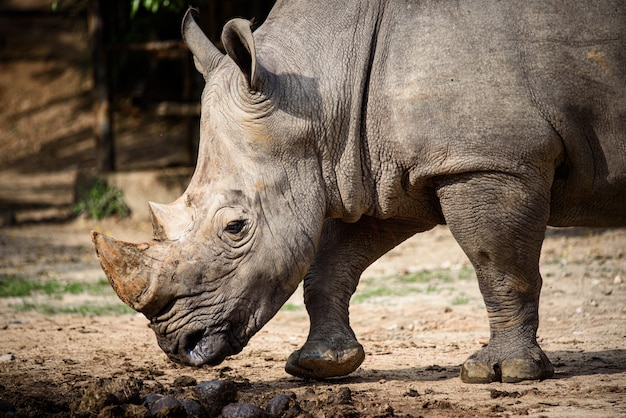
(92, 0, 625, 384)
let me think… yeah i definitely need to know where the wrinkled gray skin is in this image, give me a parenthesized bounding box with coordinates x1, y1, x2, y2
(92, 0, 626, 384)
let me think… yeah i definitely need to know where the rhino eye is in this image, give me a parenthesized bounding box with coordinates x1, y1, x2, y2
(224, 220, 247, 235)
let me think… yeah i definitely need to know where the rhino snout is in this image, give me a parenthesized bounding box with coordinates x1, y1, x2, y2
(158, 328, 240, 367)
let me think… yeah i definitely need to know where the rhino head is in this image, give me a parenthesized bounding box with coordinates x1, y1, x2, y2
(92, 9, 327, 366)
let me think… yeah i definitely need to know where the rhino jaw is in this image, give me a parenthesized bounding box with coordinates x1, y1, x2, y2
(91, 231, 169, 316)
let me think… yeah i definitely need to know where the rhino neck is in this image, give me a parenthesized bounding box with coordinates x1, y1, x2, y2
(320, 3, 389, 222)
(258, 1, 388, 222)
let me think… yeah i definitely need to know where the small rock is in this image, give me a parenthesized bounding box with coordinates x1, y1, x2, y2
(222, 402, 269, 418)
(181, 399, 203, 418)
(266, 394, 295, 416)
(194, 380, 238, 417)
(0, 354, 15, 363)
(425, 364, 446, 372)
(614, 275, 623, 285)
(490, 389, 521, 399)
(336, 387, 352, 405)
(143, 393, 164, 409)
(476, 337, 489, 346)
(149, 396, 186, 418)
(403, 389, 420, 398)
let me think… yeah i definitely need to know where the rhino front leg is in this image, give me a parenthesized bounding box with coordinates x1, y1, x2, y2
(286, 217, 425, 379)
(437, 172, 555, 383)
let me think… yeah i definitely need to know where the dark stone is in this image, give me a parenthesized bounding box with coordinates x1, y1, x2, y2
(194, 380, 238, 417)
(181, 399, 203, 418)
(336, 387, 352, 405)
(266, 393, 301, 418)
(222, 402, 269, 418)
(143, 393, 164, 409)
(149, 396, 186, 418)
(266, 394, 292, 416)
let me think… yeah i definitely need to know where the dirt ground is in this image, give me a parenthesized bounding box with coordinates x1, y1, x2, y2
(1, 2, 625, 417)
(0, 220, 625, 417)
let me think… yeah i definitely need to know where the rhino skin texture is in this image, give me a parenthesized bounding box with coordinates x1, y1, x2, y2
(92, 0, 626, 384)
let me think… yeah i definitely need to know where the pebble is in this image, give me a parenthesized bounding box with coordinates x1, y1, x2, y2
(0, 354, 14, 363)
(614, 275, 623, 285)
(149, 395, 185, 418)
(194, 380, 238, 417)
(266, 394, 295, 416)
(144, 393, 164, 409)
(336, 387, 353, 405)
(181, 399, 203, 418)
(222, 402, 268, 418)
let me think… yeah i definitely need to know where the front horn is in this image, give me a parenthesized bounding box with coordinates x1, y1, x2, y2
(91, 232, 169, 316)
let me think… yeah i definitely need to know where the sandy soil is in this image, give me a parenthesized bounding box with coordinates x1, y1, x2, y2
(0, 220, 625, 417)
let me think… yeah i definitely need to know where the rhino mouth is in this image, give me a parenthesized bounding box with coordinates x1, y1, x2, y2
(166, 328, 244, 367)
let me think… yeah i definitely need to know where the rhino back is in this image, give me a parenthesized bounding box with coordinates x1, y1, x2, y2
(365, 0, 626, 223)
(515, 1, 626, 225)
(256, 0, 625, 224)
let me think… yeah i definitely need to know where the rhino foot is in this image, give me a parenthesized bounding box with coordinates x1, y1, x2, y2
(461, 343, 554, 383)
(285, 339, 365, 379)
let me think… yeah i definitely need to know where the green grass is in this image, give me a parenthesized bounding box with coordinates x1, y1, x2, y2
(73, 178, 130, 220)
(451, 294, 470, 305)
(0, 275, 133, 316)
(0, 276, 114, 298)
(397, 266, 475, 284)
(351, 285, 415, 304)
(280, 302, 303, 311)
(10, 301, 135, 316)
(352, 266, 476, 304)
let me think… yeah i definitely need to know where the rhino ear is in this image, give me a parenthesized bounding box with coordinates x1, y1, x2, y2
(182, 7, 224, 78)
(221, 18, 262, 90)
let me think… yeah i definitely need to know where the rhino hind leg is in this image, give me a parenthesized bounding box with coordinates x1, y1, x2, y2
(437, 172, 555, 383)
(461, 342, 554, 383)
(285, 218, 423, 379)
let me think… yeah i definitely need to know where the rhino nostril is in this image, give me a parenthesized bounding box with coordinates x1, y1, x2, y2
(182, 329, 205, 355)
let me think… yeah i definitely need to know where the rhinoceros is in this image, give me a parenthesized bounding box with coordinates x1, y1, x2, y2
(92, 0, 626, 383)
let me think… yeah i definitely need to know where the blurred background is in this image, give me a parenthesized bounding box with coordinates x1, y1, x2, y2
(0, 0, 274, 225)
